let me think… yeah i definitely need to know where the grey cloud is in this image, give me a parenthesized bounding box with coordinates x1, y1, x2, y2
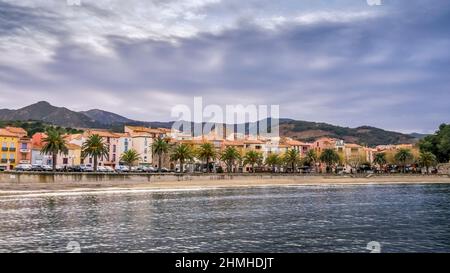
(0, 0, 449, 133)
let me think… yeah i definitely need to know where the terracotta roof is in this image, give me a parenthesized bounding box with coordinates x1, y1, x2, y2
(125, 126, 165, 134)
(243, 139, 265, 145)
(66, 143, 81, 150)
(131, 132, 155, 138)
(114, 133, 131, 138)
(345, 143, 362, 148)
(158, 128, 172, 133)
(223, 140, 245, 146)
(0, 128, 18, 137)
(5, 127, 27, 136)
(64, 133, 83, 141)
(285, 139, 309, 146)
(84, 130, 120, 138)
(177, 139, 208, 145)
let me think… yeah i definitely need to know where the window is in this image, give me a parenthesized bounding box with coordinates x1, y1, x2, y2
(9, 153, 15, 159)
(21, 143, 27, 149)
(9, 143, 15, 148)
(113, 145, 116, 153)
(63, 158, 68, 164)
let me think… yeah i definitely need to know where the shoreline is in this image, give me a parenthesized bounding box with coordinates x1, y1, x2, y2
(1, 175, 449, 198)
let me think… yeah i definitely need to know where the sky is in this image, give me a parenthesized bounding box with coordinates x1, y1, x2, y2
(0, 0, 449, 133)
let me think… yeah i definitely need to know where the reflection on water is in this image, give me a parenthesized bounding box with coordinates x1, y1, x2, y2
(0, 184, 449, 253)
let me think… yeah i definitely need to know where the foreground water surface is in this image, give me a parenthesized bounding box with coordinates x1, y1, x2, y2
(0, 184, 449, 253)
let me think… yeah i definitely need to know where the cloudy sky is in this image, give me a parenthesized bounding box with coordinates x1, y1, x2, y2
(0, 0, 449, 133)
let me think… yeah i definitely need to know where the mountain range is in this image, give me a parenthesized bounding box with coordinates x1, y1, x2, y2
(0, 101, 421, 146)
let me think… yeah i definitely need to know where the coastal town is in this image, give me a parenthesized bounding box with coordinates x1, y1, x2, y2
(0, 124, 433, 174)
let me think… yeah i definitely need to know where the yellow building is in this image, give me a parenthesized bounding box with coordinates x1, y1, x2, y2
(0, 128, 19, 171)
(56, 143, 82, 167)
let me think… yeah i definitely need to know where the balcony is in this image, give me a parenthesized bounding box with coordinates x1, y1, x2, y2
(9, 159, 15, 164)
(1, 147, 7, 152)
(9, 148, 16, 152)
(20, 149, 31, 153)
(20, 160, 30, 164)
(1, 159, 7, 163)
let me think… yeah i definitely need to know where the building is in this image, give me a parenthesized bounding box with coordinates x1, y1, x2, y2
(0, 128, 19, 170)
(4, 127, 32, 167)
(116, 133, 132, 165)
(282, 138, 313, 157)
(56, 143, 81, 167)
(124, 126, 167, 166)
(81, 130, 120, 167)
(31, 133, 50, 166)
(17, 137, 32, 165)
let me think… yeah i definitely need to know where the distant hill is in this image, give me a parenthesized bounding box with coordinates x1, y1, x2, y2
(0, 101, 416, 146)
(279, 120, 415, 146)
(81, 109, 133, 125)
(409, 132, 429, 140)
(0, 101, 99, 128)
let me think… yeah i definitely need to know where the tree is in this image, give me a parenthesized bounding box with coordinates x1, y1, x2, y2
(346, 152, 366, 173)
(171, 144, 194, 173)
(418, 152, 437, 174)
(120, 149, 141, 168)
(220, 147, 241, 173)
(319, 149, 340, 173)
(283, 149, 301, 173)
(304, 149, 319, 173)
(373, 153, 387, 173)
(197, 142, 217, 173)
(41, 129, 68, 171)
(394, 148, 414, 173)
(82, 134, 109, 172)
(265, 153, 281, 173)
(152, 137, 170, 172)
(419, 124, 450, 163)
(243, 150, 263, 173)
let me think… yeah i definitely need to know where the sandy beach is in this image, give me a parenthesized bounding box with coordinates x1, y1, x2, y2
(1, 175, 449, 198)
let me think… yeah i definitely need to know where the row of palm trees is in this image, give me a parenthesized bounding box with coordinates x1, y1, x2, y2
(40, 129, 341, 173)
(42, 130, 110, 171)
(40, 128, 439, 174)
(373, 148, 438, 174)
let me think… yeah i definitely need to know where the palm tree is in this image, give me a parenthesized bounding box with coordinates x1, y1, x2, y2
(243, 150, 263, 173)
(220, 147, 241, 173)
(304, 149, 319, 173)
(394, 148, 414, 173)
(373, 153, 387, 173)
(265, 153, 281, 173)
(41, 129, 68, 171)
(197, 142, 217, 173)
(170, 144, 194, 173)
(283, 149, 301, 173)
(82, 134, 109, 172)
(120, 149, 141, 169)
(418, 152, 437, 174)
(152, 137, 170, 172)
(319, 148, 340, 173)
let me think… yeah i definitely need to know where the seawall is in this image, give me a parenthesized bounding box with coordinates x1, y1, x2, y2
(1, 172, 449, 184)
